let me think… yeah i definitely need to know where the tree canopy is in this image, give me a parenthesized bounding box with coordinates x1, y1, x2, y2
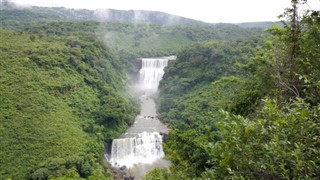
(148, 0, 320, 179)
(0, 23, 139, 179)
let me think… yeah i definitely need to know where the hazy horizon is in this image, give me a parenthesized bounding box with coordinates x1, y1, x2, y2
(8, 0, 320, 23)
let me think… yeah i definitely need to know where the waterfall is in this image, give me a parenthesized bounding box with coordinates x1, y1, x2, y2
(139, 57, 174, 91)
(110, 132, 164, 167)
(108, 56, 175, 178)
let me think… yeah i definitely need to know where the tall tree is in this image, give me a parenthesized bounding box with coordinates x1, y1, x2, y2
(270, 0, 319, 101)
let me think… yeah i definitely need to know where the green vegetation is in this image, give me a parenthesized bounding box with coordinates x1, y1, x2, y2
(2, 0, 319, 179)
(148, 0, 320, 179)
(98, 23, 263, 57)
(1, 3, 263, 73)
(157, 39, 262, 127)
(1, 4, 265, 179)
(96, 23, 263, 76)
(0, 23, 138, 179)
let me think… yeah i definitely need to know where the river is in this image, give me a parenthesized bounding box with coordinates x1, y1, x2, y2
(108, 56, 175, 179)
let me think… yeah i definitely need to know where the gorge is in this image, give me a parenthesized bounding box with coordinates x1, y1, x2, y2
(3, 1, 319, 179)
(108, 56, 175, 179)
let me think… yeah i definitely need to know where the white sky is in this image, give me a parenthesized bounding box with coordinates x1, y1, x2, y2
(9, 0, 320, 23)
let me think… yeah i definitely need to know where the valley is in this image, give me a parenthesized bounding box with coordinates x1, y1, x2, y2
(1, 1, 319, 179)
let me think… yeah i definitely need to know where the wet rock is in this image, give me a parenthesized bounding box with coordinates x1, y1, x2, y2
(120, 165, 127, 171)
(160, 132, 169, 142)
(109, 165, 129, 180)
(124, 176, 135, 180)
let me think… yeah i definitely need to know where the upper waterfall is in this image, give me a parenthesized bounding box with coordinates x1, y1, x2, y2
(139, 56, 175, 91)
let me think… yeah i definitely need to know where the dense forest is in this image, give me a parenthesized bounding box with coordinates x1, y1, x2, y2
(0, 2, 264, 179)
(1, 3, 264, 73)
(1, 0, 319, 179)
(0, 23, 141, 179)
(148, 0, 320, 179)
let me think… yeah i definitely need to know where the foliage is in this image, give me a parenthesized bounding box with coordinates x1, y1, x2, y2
(0, 6, 265, 180)
(143, 168, 171, 180)
(266, 0, 320, 104)
(1, 5, 264, 73)
(152, 1, 320, 179)
(2, 1, 319, 179)
(203, 98, 320, 179)
(157, 39, 261, 126)
(0, 26, 138, 179)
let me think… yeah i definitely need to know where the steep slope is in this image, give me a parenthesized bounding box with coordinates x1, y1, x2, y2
(0, 3, 274, 179)
(157, 40, 263, 127)
(0, 26, 138, 179)
(150, 2, 320, 179)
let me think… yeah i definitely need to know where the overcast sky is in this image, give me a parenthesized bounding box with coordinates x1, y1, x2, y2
(10, 0, 320, 23)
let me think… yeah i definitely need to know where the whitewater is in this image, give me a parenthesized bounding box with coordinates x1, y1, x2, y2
(108, 56, 175, 179)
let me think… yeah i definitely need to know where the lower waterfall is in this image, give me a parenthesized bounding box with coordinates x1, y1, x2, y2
(110, 132, 164, 168)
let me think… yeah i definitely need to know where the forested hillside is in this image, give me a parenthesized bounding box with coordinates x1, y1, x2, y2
(97, 23, 263, 62)
(149, 1, 320, 179)
(2, 2, 279, 28)
(0, 3, 267, 179)
(1, 2, 207, 27)
(1, 3, 264, 58)
(2, 5, 264, 76)
(157, 39, 262, 126)
(1, 0, 318, 179)
(0, 23, 139, 179)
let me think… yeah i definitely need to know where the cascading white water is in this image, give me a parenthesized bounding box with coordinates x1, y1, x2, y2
(110, 132, 164, 167)
(108, 56, 175, 179)
(139, 57, 171, 91)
